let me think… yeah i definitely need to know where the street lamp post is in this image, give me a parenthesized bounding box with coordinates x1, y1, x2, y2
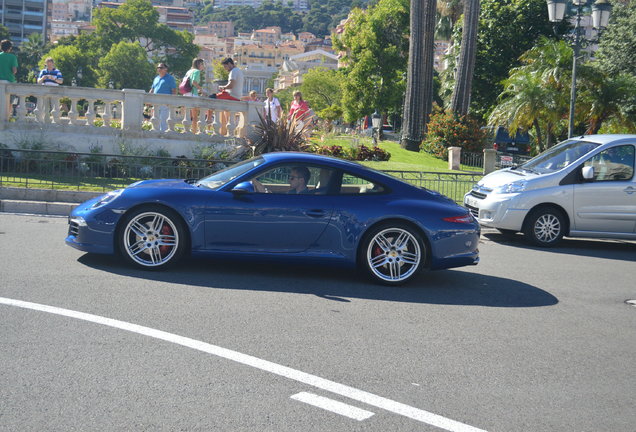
(371, 110, 382, 145)
(546, 0, 612, 138)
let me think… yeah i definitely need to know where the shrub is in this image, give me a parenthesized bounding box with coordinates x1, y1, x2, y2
(352, 145, 391, 161)
(421, 111, 486, 159)
(252, 111, 312, 155)
(309, 144, 390, 162)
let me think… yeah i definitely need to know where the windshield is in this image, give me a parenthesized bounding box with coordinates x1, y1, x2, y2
(196, 157, 265, 190)
(519, 139, 599, 174)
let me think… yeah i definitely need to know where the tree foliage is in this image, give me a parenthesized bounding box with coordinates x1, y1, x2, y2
(16, 32, 52, 83)
(40, 0, 198, 88)
(298, 67, 342, 113)
(97, 42, 155, 90)
(195, 0, 362, 36)
(443, 0, 563, 121)
(333, 0, 410, 122)
(596, 1, 636, 77)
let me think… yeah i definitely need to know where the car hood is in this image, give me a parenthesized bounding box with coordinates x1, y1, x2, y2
(126, 179, 198, 190)
(477, 168, 540, 189)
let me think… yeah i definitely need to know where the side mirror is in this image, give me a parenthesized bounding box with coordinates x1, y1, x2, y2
(581, 166, 594, 180)
(231, 181, 254, 195)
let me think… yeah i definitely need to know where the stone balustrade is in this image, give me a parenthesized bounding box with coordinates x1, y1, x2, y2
(0, 82, 261, 157)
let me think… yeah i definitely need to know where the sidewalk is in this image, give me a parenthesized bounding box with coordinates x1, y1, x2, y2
(0, 187, 101, 216)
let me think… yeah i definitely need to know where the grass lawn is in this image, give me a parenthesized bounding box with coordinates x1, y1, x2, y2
(310, 136, 482, 173)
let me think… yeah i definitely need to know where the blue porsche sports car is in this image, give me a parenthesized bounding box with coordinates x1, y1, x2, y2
(66, 152, 479, 285)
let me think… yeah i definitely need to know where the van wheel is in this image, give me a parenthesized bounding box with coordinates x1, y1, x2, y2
(523, 208, 565, 247)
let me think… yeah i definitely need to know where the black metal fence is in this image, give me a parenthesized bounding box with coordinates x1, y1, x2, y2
(383, 170, 482, 203)
(0, 149, 482, 203)
(460, 151, 484, 170)
(0, 148, 236, 192)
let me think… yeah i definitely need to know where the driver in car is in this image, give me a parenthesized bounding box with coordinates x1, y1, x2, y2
(288, 167, 311, 194)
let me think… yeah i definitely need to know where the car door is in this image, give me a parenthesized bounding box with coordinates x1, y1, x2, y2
(572, 144, 636, 233)
(204, 164, 334, 253)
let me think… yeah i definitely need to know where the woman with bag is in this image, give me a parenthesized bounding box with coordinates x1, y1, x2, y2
(181, 58, 205, 134)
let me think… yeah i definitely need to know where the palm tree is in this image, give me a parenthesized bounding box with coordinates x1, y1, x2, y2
(401, 0, 437, 151)
(578, 69, 636, 134)
(489, 39, 573, 151)
(450, 0, 479, 116)
(436, 0, 463, 40)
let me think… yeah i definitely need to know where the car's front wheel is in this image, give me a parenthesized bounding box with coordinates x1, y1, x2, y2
(118, 206, 186, 269)
(523, 207, 566, 247)
(360, 223, 426, 285)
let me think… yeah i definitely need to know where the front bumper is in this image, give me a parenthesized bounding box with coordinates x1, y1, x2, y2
(65, 200, 122, 254)
(464, 191, 529, 231)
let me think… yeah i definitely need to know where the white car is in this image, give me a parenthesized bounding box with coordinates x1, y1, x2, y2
(464, 134, 636, 246)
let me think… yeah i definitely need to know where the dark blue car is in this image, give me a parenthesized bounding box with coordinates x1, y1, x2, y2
(66, 152, 479, 285)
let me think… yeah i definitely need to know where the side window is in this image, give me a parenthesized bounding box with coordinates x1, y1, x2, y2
(248, 164, 337, 194)
(339, 172, 386, 195)
(583, 145, 635, 182)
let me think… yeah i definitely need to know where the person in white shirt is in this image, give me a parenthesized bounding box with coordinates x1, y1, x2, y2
(218, 57, 244, 99)
(263, 88, 282, 123)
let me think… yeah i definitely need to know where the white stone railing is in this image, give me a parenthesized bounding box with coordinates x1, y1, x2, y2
(0, 82, 262, 156)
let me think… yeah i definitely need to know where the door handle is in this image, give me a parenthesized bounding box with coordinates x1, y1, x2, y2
(625, 186, 636, 195)
(305, 209, 326, 218)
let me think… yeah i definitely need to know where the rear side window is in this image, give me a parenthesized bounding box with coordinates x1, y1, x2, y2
(339, 172, 386, 195)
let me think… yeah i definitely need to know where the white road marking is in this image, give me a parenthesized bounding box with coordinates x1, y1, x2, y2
(291, 392, 374, 421)
(0, 297, 487, 432)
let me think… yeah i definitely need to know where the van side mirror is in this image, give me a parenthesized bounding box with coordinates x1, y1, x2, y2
(231, 181, 254, 195)
(581, 166, 594, 180)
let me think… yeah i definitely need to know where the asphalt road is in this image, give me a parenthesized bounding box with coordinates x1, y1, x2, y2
(1, 213, 635, 432)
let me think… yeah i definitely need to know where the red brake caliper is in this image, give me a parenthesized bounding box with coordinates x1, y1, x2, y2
(159, 224, 173, 255)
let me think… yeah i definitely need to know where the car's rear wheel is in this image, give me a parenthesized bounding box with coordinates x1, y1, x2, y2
(118, 206, 186, 269)
(360, 223, 426, 285)
(523, 207, 565, 247)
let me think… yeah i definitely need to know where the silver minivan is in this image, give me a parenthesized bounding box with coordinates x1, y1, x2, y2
(464, 134, 636, 246)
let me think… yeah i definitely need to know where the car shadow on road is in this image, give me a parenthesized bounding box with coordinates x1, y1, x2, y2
(77, 254, 558, 308)
(483, 232, 636, 262)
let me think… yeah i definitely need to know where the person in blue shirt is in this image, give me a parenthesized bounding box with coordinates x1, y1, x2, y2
(37, 58, 63, 86)
(149, 62, 177, 132)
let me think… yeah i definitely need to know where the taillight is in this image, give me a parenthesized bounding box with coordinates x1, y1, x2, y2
(443, 214, 474, 224)
(493, 143, 499, 150)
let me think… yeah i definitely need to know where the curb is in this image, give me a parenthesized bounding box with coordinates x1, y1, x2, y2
(0, 187, 102, 216)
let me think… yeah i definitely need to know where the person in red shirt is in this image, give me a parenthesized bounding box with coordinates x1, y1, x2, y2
(288, 91, 311, 122)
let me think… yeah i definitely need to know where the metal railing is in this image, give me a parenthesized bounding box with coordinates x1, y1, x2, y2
(1, 149, 482, 203)
(460, 151, 484, 169)
(383, 170, 481, 203)
(0, 148, 236, 192)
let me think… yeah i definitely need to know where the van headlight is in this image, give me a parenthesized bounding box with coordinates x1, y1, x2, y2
(91, 189, 123, 209)
(494, 180, 527, 194)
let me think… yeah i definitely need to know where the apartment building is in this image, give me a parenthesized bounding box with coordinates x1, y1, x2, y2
(0, 0, 49, 43)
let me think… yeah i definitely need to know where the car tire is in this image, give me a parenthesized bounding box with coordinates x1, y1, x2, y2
(359, 223, 426, 285)
(118, 206, 186, 270)
(523, 207, 566, 247)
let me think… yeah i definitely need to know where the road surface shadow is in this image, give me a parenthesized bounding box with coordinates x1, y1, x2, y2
(483, 231, 636, 262)
(77, 254, 558, 308)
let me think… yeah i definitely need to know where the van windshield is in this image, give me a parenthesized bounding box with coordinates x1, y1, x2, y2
(519, 140, 599, 174)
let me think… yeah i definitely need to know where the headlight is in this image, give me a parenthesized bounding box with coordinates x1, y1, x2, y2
(91, 189, 123, 209)
(493, 180, 527, 194)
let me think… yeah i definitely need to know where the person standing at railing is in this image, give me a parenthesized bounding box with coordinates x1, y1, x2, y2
(0, 39, 18, 118)
(181, 58, 205, 134)
(0, 40, 17, 83)
(37, 58, 63, 86)
(149, 62, 176, 132)
(217, 57, 244, 135)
